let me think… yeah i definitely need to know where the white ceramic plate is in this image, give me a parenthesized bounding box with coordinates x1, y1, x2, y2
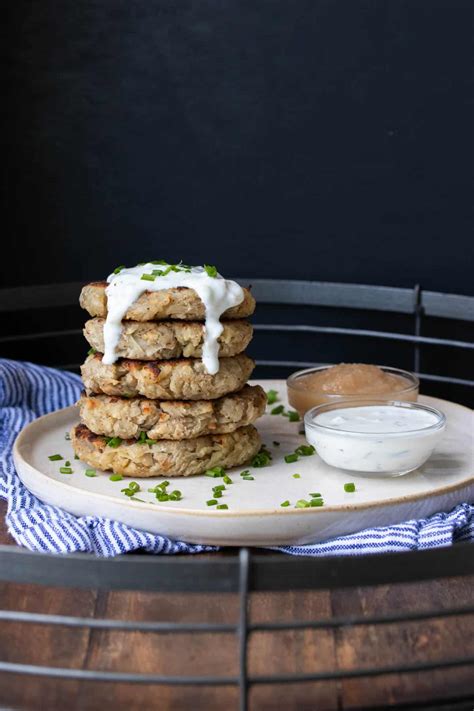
(13, 381, 473, 546)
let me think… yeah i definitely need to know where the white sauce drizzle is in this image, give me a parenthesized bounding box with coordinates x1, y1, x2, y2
(103, 263, 244, 374)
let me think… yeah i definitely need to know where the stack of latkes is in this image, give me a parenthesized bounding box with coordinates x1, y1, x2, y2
(71, 280, 265, 477)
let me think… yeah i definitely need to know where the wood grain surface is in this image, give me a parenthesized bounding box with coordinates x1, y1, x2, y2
(0, 500, 472, 710)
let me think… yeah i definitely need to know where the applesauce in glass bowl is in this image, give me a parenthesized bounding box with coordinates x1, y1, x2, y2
(287, 363, 419, 418)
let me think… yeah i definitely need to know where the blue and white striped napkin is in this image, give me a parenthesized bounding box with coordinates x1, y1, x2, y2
(0, 359, 472, 557)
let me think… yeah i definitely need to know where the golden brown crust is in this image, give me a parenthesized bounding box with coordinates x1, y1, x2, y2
(71, 423, 261, 477)
(80, 282, 255, 321)
(81, 353, 256, 400)
(83, 318, 253, 361)
(78, 384, 267, 440)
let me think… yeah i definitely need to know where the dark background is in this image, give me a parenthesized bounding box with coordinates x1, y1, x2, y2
(1, 1, 473, 405)
(2, 0, 473, 291)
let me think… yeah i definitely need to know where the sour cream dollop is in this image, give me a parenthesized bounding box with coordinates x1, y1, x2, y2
(103, 263, 244, 374)
(305, 402, 446, 476)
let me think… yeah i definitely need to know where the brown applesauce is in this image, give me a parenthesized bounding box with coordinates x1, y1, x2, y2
(287, 363, 419, 416)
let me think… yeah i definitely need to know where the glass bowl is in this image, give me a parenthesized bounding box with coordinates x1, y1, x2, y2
(287, 364, 419, 417)
(304, 399, 446, 477)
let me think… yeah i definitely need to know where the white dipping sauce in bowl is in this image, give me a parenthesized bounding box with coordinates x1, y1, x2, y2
(304, 400, 446, 477)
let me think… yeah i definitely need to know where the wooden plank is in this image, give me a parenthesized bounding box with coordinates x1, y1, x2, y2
(331, 576, 474, 709)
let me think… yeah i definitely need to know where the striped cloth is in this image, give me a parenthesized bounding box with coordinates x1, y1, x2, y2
(0, 359, 472, 557)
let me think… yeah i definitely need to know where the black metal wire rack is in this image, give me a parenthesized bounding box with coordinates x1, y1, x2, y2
(0, 279, 473, 710)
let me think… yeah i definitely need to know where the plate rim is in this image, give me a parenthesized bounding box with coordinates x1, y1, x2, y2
(13, 393, 474, 518)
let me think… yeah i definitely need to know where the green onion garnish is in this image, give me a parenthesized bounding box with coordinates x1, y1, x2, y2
(310, 498, 324, 507)
(213, 485, 226, 492)
(205, 467, 226, 478)
(286, 410, 300, 422)
(145, 438, 157, 445)
(121, 482, 140, 496)
(207, 499, 218, 506)
(74, 454, 79, 460)
(204, 264, 218, 278)
(113, 265, 126, 274)
(130, 497, 145, 503)
(242, 476, 254, 481)
(216, 504, 228, 510)
(85, 469, 97, 477)
(140, 273, 156, 282)
(156, 493, 170, 502)
(292, 473, 301, 479)
(87, 347, 97, 356)
(309, 492, 322, 498)
(59, 467, 73, 474)
(295, 499, 310, 508)
(109, 474, 123, 481)
(280, 500, 290, 507)
(137, 431, 147, 444)
(48, 454, 63, 461)
(65, 460, 71, 467)
(223, 475, 233, 485)
(344, 482, 356, 493)
(271, 405, 285, 415)
(295, 444, 316, 457)
(214, 490, 223, 498)
(251, 451, 271, 468)
(169, 490, 182, 501)
(240, 470, 250, 477)
(285, 453, 298, 464)
(106, 437, 122, 448)
(266, 389, 279, 405)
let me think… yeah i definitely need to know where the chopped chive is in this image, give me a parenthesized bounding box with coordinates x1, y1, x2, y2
(213, 490, 223, 498)
(266, 389, 279, 405)
(207, 499, 218, 506)
(140, 273, 156, 282)
(292, 473, 301, 479)
(280, 500, 290, 507)
(295, 499, 310, 508)
(213, 485, 226, 492)
(64, 432, 71, 441)
(137, 431, 147, 444)
(169, 490, 182, 501)
(156, 493, 170, 502)
(48, 454, 63, 461)
(74, 454, 79, 460)
(240, 470, 250, 477)
(251, 451, 271, 468)
(295, 444, 316, 457)
(204, 264, 218, 278)
(121, 482, 140, 496)
(159, 481, 170, 489)
(271, 405, 284, 415)
(109, 474, 123, 481)
(310, 498, 324, 507)
(87, 347, 97, 356)
(216, 504, 228, 510)
(309, 492, 322, 498)
(223, 475, 233, 485)
(273, 441, 280, 447)
(150, 259, 167, 265)
(59, 467, 73, 474)
(106, 437, 122, 448)
(130, 497, 145, 503)
(344, 482, 356, 493)
(145, 438, 157, 445)
(65, 460, 71, 467)
(113, 265, 126, 274)
(285, 453, 299, 464)
(242, 476, 255, 481)
(286, 410, 300, 422)
(85, 469, 97, 477)
(205, 467, 226, 478)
